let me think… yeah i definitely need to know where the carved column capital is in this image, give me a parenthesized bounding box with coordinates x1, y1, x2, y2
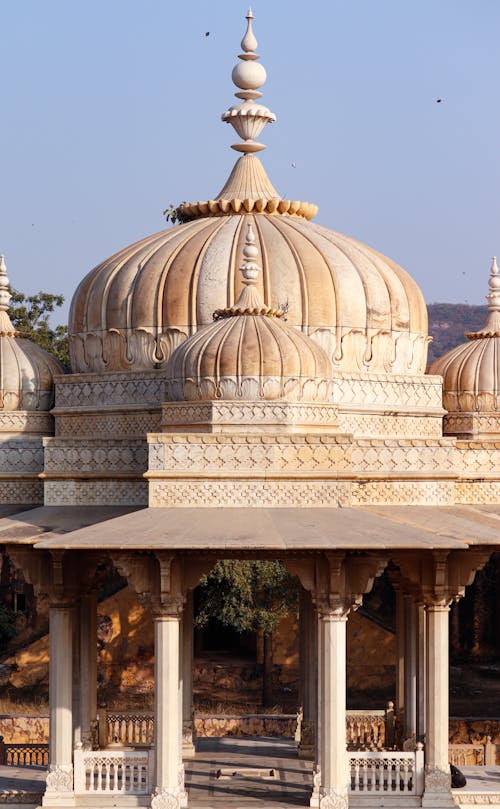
(150, 594, 185, 619)
(314, 593, 352, 620)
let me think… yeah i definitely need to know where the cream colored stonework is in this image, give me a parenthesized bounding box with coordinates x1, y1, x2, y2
(149, 479, 348, 508)
(55, 410, 162, 438)
(162, 401, 339, 434)
(44, 479, 148, 506)
(148, 433, 352, 474)
(43, 438, 148, 474)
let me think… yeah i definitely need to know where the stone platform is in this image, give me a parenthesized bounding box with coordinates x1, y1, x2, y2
(1, 739, 500, 808)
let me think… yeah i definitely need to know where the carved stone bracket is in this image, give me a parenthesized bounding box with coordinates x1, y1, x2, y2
(395, 549, 491, 607)
(113, 551, 187, 617)
(287, 551, 387, 617)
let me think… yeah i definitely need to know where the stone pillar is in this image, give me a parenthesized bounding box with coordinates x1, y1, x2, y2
(299, 588, 317, 759)
(151, 599, 184, 809)
(72, 604, 81, 750)
(403, 595, 417, 743)
(417, 602, 426, 743)
(182, 592, 195, 757)
(44, 603, 74, 801)
(317, 601, 348, 809)
(422, 603, 454, 807)
(80, 592, 97, 750)
(395, 586, 405, 728)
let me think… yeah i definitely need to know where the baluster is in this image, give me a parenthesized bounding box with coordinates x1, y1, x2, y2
(89, 761, 95, 791)
(353, 759, 359, 791)
(121, 762, 127, 792)
(402, 759, 409, 792)
(105, 761, 111, 791)
(382, 758, 388, 791)
(97, 761, 103, 791)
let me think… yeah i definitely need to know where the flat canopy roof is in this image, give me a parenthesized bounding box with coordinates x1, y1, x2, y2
(0, 503, 491, 553)
(0, 506, 140, 546)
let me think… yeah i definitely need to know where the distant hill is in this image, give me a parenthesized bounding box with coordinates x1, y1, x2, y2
(427, 303, 488, 366)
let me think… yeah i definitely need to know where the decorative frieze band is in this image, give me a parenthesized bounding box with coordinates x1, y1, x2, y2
(0, 411, 53, 435)
(0, 479, 43, 504)
(162, 400, 339, 432)
(43, 439, 148, 474)
(54, 371, 166, 409)
(55, 410, 162, 438)
(332, 372, 444, 409)
(351, 480, 455, 506)
(149, 479, 348, 508)
(337, 412, 443, 439)
(148, 433, 352, 474)
(45, 480, 148, 506)
(0, 439, 44, 474)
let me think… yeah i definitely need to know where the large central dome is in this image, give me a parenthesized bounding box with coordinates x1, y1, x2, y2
(68, 10, 429, 377)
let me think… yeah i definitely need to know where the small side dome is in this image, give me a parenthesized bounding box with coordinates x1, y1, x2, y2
(429, 257, 500, 413)
(165, 224, 333, 402)
(0, 256, 64, 411)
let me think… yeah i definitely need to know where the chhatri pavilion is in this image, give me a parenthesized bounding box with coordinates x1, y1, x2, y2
(2, 8, 500, 809)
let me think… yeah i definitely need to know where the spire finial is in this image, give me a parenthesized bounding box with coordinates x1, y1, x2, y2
(239, 223, 260, 285)
(487, 256, 500, 312)
(212, 219, 283, 320)
(222, 10, 276, 153)
(0, 255, 11, 313)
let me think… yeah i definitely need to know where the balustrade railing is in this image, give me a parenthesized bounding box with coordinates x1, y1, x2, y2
(73, 749, 153, 795)
(103, 712, 154, 746)
(348, 746, 424, 796)
(346, 707, 395, 749)
(100, 703, 396, 749)
(449, 737, 496, 767)
(0, 738, 49, 767)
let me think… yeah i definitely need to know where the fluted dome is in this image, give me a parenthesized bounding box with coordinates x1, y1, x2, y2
(68, 11, 429, 377)
(429, 258, 500, 413)
(69, 213, 429, 376)
(165, 224, 333, 402)
(0, 256, 64, 411)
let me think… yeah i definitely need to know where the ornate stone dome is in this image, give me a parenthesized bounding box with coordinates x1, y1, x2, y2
(429, 257, 500, 413)
(68, 10, 429, 377)
(165, 224, 333, 402)
(0, 256, 64, 411)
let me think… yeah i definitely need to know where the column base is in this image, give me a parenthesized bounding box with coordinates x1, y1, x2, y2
(151, 788, 182, 809)
(309, 764, 321, 807)
(319, 787, 348, 809)
(182, 721, 196, 758)
(422, 765, 455, 808)
(42, 766, 75, 807)
(298, 719, 315, 760)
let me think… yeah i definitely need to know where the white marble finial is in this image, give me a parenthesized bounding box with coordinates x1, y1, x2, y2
(240, 223, 260, 285)
(0, 255, 11, 313)
(241, 8, 257, 54)
(222, 10, 276, 153)
(487, 256, 500, 311)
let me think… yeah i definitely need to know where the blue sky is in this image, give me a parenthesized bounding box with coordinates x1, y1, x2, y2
(0, 0, 499, 321)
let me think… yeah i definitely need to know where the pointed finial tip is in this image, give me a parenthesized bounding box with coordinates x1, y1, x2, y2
(246, 7, 254, 18)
